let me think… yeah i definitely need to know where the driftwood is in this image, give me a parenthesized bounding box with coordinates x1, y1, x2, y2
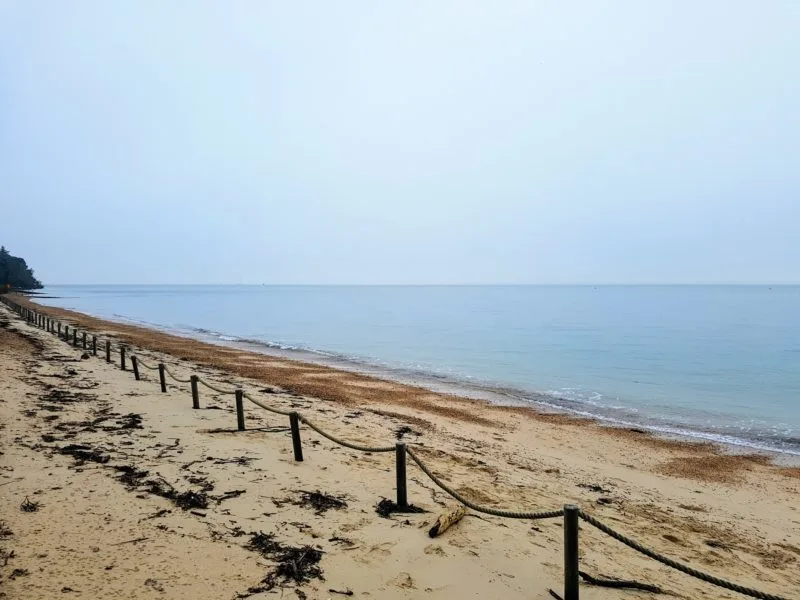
(579, 570, 662, 593)
(428, 505, 466, 538)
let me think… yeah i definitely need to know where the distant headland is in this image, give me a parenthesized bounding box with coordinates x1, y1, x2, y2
(0, 246, 43, 291)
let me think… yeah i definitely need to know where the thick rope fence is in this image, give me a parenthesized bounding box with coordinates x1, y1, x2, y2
(0, 296, 791, 600)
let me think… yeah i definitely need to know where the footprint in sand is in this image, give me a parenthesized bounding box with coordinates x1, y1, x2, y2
(423, 544, 447, 556)
(388, 572, 415, 589)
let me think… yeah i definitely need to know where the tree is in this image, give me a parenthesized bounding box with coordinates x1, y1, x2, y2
(0, 247, 43, 290)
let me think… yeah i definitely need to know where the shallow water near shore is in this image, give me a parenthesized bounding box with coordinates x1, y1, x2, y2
(37, 285, 800, 456)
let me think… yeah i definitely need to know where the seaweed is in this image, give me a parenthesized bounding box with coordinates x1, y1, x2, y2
(20, 497, 40, 512)
(242, 531, 324, 595)
(59, 444, 110, 464)
(375, 498, 426, 518)
(293, 490, 347, 515)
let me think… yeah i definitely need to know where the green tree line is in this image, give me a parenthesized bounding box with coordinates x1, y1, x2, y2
(0, 246, 43, 290)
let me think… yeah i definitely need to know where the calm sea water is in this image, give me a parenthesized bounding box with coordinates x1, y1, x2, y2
(37, 285, 800, 456)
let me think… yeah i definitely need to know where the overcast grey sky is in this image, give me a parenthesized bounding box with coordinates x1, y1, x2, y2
(1, 1, 798, 284)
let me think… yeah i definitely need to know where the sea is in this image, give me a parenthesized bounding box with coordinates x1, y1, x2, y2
(36, 285, 800, 458)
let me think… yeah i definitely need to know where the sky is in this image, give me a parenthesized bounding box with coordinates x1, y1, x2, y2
(1, 1, 799, 285)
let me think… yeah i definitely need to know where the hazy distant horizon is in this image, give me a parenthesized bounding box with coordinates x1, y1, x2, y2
(3, 2, 798, 286)
(39, 282, 800, 288)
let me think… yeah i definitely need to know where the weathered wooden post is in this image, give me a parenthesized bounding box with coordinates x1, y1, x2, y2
(73, 328, 78, 346)
(290, 412, 303, 461)
(131, 356, 140, 380)
(564, 504, 580, 600)
(105, 340, 111, 363)
(190, 375, 200, 409)
(82, 331, 87, 349)
(396, 442, 408, 509)
(64, 325, 69, 341)
(235, 389, 245, 431)
(120, 346, 126, 370)
(92, 336, 97, 356)
(58, 323, 62, 337)
(158, 363, 167, 392)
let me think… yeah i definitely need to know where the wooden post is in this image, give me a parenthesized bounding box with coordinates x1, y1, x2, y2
(290, 412, 303, 461)
(58, 323, 62, 337)
(120, 346, 126, 370)
(82, 331, 87, 349)
(73, 328, 77, 346)
(190, 375, 199, 409)
(105, 340, 111, 363)
(396, 442, 408, 509)
(64, 325, 69, 341)
(564, 504, 580, 600)
(92, 336, 97, 356)
(235, 389, 245, 431)
(158, 363, 167, 392)
(131, 356, 140, 380)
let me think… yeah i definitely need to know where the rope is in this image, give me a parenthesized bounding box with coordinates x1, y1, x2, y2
(298, 415, 396, 453)
(579, 512, 787, 600)
(196, 376, 237, 395)
(406, 448, 565, 520)
(134, 356, 159, 371)
(163, 365, 192, 384)
(242, 392, 293, 416)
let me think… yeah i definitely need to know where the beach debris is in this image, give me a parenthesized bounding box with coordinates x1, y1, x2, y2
(9, 568, 30, 580)
(577, 482, 611, 494)
(111, 537, 149, 546)
(211, 455, 254, 466)
(242, 531, 325, 594)
(58, 444, 110, 464)
(114, 465, 150, 488)
(144, 578, 165, 592)
(20, 496, 40, 512)
(328, 536, 353, 546)
(215, 489, 246, 504)
(0, 520, 13, 539)
(395, 425, 421, 440)
(428, 505, 466, 538)
(142, 509, 171, 520)
(61, 587, 76, 593)
(596, 497, 614, 505)
(294, 490, 347, 515)
(375, 498, 426, 518)
(0, 548, 14, 566)
(141, 475, 210, 510)
(80, 352, 90, 360)
(328, 588, 354, 596)
(106, 413, 143, 431)
(578, 570, 662, 593)
(174, 491, 209, 510)
(548, 589, 564, 600)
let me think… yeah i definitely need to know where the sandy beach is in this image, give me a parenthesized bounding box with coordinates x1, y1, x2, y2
(1, 296, 798, 599)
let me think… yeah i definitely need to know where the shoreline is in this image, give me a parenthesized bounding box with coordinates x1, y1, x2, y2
(29, 293, 800, 461)
(2, 295, 799, 598)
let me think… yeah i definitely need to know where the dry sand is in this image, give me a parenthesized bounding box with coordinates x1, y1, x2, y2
(1, 298, 798, 599)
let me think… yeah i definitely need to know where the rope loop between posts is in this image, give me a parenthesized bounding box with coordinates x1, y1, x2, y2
(241, 392, 293, 416)
(298, 415, 396, 453)
(406, 448, 565, 520)
(196, 376, 237, 395)
(163, 365, 192, 384)
(578, 511, 788, 600)
(134, 356, 159, 371)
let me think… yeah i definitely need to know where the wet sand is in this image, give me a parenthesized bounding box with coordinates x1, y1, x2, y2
(1, 297, 798, 599)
